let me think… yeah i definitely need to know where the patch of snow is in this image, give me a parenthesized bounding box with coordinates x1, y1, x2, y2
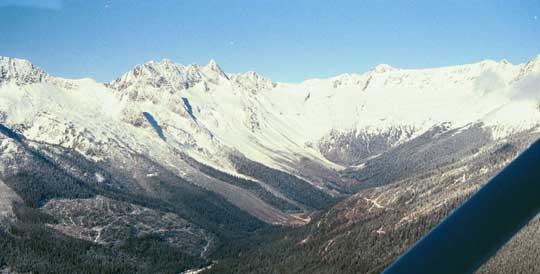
(94, 173, 105, 183)
(181, 264, 214, 274)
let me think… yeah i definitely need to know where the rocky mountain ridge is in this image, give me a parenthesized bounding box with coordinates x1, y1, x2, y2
(0, 54, 539, 273)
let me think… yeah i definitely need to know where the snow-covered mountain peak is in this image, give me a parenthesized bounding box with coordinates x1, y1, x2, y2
(0, 56, 32, 68)
(523, 55, 540, 72)
(205, 59, 221, 72)
(372, 64, 397, 73)
(0, 56, 47, 86)
(157, 58, 175, 65)
(499, 59, 511, 65)
(514, 55, 540, 80)
(109, 59, 232, 98)
(201, 59, 229, 82)
(229, 71, 276, 92)
(477, 59, 499, 66)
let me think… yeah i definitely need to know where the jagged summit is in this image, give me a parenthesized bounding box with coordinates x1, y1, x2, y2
(531, 54, 540, 62)
(201, 59, 229, 80)
(0, 56, 33, 69)
(515, 55, 540, 79)
(0, 56, 47, 85)
(230, 71, 276, 92)
(523, 55, 540, 71)
(109, 59, 231, 96)
(205, 59, 221, 72)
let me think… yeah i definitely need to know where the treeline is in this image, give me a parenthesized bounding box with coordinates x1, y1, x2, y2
(179, 152, 300, 212)
(229, 154, 336, 210)
(344, 124, 493, 191)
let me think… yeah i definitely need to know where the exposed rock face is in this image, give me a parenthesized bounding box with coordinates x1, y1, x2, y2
(0, 57, 47, 85)
(109, 59, 230, 102)
(318, 126, 417, 166)
(229, 71, 276, 93)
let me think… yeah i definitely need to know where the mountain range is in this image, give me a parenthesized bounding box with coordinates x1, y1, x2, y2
(0, 54, 539, 273)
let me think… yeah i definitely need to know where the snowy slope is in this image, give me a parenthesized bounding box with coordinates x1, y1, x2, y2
(0, 58, 302, 225)
(107, 55, 540, 170)
(264, 58, 540, 140)
(1, 55, 539, 223)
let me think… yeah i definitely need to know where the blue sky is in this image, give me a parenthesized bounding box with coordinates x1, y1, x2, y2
(1, 0, 539, 82)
